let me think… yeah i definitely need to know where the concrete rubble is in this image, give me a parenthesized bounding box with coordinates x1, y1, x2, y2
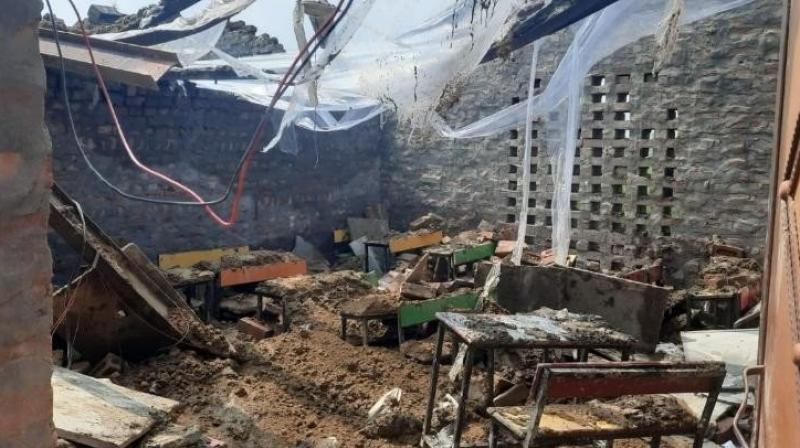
(0, 0, 780, 444)
(45, 210, 762, 447)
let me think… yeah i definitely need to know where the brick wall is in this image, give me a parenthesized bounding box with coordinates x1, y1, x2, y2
(382, 0, 781, 282)
(47, 73, 382, 279)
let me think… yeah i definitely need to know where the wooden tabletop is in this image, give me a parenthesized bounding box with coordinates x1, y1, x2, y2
(436, 311, 636, 349)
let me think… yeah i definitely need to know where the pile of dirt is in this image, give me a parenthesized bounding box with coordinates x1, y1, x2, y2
(587, 395, 696, 429)
(166, 308, 249, 360)
(259, 270, 375, 314)
(340, 294, 399, 317)
(118, 298, 436, 447)
(696, 255, 761, 293)
(220, 250, 302, 269)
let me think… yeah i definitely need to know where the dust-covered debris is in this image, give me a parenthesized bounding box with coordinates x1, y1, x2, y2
(220, 250, 302, 269)
(258, 270, 375, 315)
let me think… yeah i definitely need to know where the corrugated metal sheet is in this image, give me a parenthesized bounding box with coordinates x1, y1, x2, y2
(39, 29, 179, 90)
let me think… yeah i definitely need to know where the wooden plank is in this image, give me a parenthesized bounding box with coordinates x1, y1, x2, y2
(398, 292, 479, 328)
(389, 231, 443, 254)
(333, 228, 349, 243)
(219, 260, 307, 287)
(158, 246, 249, 269)
(453, 242, 496, 266)
(53, 367, 179, 448)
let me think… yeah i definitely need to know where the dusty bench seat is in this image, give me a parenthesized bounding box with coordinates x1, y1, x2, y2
(486, 362, 726, 448)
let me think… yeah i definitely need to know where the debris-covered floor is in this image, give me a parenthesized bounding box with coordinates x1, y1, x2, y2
(107, 271, 716, 448)
(52, 231, 760, 448)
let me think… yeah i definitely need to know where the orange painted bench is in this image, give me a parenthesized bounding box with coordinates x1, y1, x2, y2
(219, 260, 307, 287)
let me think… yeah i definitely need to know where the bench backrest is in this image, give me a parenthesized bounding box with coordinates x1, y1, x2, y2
(531, 361, 727, 401)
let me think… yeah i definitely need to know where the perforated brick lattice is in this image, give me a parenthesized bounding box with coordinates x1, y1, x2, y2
(504, 71, 679, 269)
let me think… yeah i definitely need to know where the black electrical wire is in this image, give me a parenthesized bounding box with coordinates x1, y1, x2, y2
(44, 0, 353, 206)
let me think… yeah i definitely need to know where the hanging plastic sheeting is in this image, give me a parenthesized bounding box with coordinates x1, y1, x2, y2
(171, 0, 754, 253)
(260, 0, 380, 153)
(511, 41, 542, 266)
(93, 0, 256, 46)
(432, 0, 755, 140)
(426, 0, 753, 264)
(188, 0, 530, 153)
(353, 0, 526, 128)
(152, 21, 228, 66)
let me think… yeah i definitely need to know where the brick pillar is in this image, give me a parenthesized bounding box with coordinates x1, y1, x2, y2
(0, 1, 56, 447)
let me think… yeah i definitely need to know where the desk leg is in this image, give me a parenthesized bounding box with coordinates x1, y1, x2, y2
(191, 284, 201, 307)
(397, 318, 404, 346)
(485, 349, 495, 410)
(341, 317, 347, 340)
(364, 244, 370, 273)
(257, 295, 264, 321)
(282, 297, 289, 332)
(421, 324, 446, 446)
(203, 281, 217, 322)
(453, 347, 474, 448)
(362, 320, 369, 347)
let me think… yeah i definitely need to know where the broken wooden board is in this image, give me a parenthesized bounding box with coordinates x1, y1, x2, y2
(53, 367, 179, 448)
(389, 231, 443, 254)
(158, 246, 249, 269)
(398, 291, 479, 328)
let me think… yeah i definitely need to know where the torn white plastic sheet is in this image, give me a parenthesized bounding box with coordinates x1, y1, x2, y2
(511, 41, 542, 266)
(432, 0, 755, 139)
(431, 0, 753, 264)
(184, 0, 527, 152)
(94, 0, 256, 44)
(153, 21, 227, 66)
(176, 0, 752, 260)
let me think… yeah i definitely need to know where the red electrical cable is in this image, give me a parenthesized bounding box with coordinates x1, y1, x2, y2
(64, 0, 344, 227)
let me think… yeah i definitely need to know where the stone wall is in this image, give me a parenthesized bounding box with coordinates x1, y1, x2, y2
(47, 73, 382, 278)
(382, 0, 781, 281)
(0, 1, 56, 446)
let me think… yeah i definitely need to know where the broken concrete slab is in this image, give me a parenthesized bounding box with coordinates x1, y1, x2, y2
(141, 424, 202, 448)
(53, 367, 179, 448)
(681, 329, 759, 389)
(50, 184, 226, 361)
(496, 264, 669, 351)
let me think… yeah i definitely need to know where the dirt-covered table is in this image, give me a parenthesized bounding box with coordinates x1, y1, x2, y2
(420, 311, 637, 448)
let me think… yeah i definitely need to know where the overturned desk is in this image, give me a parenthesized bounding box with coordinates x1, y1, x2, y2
(421, 311, 637, 448)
